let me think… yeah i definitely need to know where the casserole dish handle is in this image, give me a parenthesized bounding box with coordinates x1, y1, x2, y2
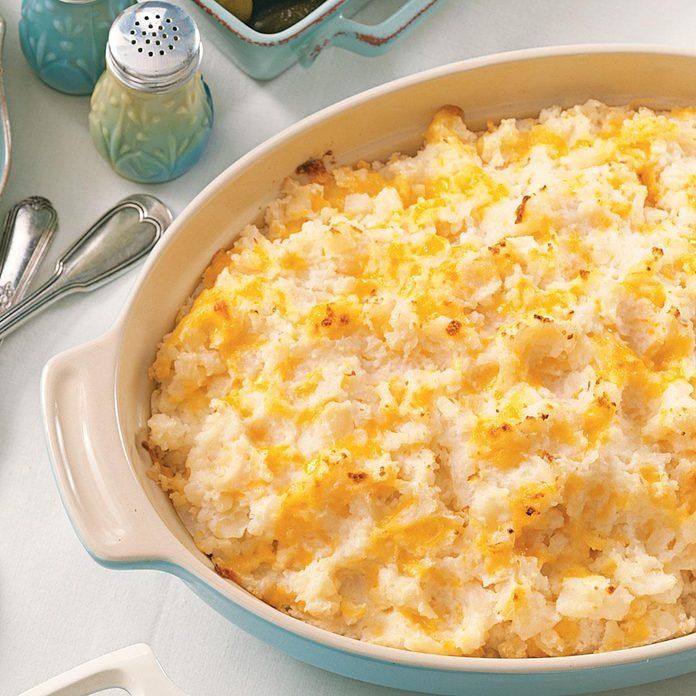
(19, 644, 186, 696)
(297, 0, 439, 66)
(41, 331, 173, 565)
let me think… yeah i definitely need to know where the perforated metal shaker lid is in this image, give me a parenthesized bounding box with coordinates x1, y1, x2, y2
(106, 2, 202, 93)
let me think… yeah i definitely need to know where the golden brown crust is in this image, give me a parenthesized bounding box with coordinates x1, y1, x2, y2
(214, 563, 242, 585)
(446, 319, 462, 336)
(515, 194, 531, 223)
(295, 157, 327, 178)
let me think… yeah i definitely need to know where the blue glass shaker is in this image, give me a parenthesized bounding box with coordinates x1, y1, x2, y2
(89, 2, 214, 184)
(20, 0, 135, 96)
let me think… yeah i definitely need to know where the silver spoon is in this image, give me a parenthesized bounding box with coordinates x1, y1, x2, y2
(0, 16, 12, 198)
(0, 196, 57, 348)
(0, 196, 58, 311)
(0, 194, 173, 341)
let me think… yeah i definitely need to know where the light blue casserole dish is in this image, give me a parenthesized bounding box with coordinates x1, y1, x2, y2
(42, 46, 696, 696)
(191, 0, 444, 79)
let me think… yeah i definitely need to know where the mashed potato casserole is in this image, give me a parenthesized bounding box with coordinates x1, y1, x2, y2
(147, 102, 696, 657)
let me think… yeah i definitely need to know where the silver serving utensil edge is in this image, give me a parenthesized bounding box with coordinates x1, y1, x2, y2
(0, 16, 11, 198)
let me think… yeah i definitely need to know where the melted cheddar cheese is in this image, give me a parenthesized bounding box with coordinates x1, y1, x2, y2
(148, 102, 696, 657)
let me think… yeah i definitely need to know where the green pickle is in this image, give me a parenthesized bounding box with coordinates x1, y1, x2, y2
(216, 0, 254, 22)
(251, 0, 326, 33)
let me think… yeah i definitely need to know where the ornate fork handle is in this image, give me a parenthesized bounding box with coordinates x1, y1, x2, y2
(0, 280, 13, 310)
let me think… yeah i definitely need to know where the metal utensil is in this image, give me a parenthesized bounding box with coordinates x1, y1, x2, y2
(0, 194, 172, 341)
(0, 196, 58, 311)
(0, 16, 11, 197)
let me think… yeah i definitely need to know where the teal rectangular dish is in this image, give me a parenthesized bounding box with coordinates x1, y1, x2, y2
(192, 0, 444, 80)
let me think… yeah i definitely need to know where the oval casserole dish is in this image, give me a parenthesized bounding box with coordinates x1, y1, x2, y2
(42, 46, 696, 696)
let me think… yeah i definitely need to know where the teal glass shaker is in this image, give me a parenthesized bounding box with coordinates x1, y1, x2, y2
(89, 2, 214, 184)
(19, 0, 135, 96)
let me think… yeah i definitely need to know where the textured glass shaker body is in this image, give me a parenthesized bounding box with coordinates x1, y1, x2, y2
(19, 0, 135, 96)
(89, 69, 213, 184)
(88, 1, 214, 184)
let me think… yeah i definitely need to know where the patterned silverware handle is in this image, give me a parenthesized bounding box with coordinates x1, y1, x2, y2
(0, 194, 172, 341)
(0, 196, 57, 311)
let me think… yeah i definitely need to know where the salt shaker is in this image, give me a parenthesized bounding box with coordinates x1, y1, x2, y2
(88, 2, 214, 184)
(19, 0, 135, 96)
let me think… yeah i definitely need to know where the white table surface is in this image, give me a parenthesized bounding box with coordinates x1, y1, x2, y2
(2, 1, 696, 694)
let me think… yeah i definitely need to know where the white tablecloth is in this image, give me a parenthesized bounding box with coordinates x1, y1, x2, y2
(2, 1, 696, 694)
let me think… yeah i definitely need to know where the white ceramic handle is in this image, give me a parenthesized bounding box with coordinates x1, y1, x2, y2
(18, 644, 187, 696)
(41, 330, 173, 565)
